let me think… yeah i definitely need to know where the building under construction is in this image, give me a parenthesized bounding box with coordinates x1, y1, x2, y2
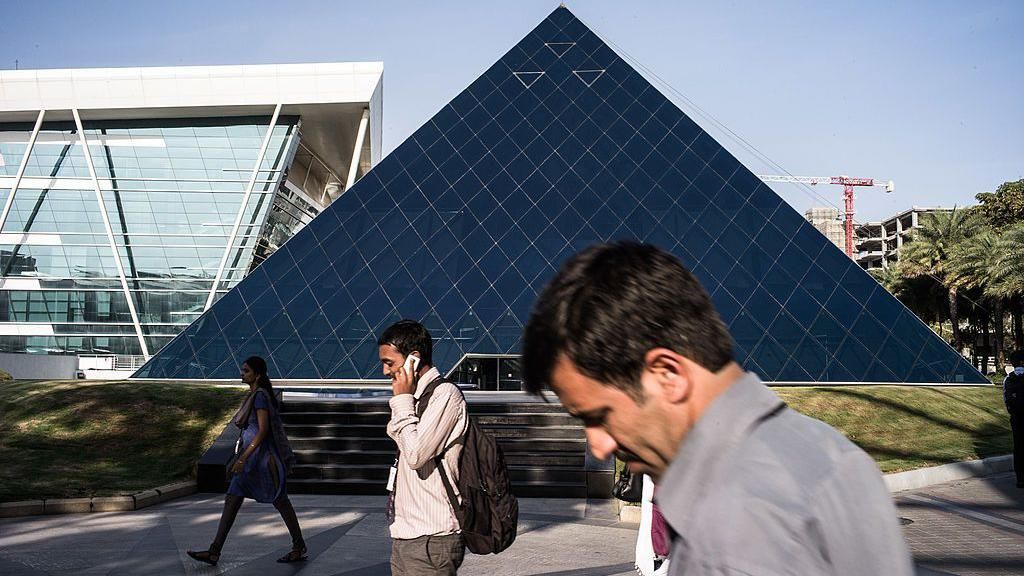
(805, 207, 845, 251)
(855, 207, 952, 270)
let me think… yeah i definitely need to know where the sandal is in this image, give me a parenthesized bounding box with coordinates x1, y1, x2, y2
(277, 543, 308, 563)
(187, 549, 220, 566)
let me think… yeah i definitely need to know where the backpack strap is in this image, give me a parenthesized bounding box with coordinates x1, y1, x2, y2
(413, 376, 466, 526)
(415, 375, 447, 419)
(436, 445, 465, 527)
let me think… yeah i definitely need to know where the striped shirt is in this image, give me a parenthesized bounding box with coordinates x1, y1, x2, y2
(386, 366, 468, 540)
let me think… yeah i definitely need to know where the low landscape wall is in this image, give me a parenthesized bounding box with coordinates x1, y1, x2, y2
(0, 352, 78, 380)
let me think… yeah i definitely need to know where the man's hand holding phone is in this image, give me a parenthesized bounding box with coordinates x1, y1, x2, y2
(392, 353, 419, 396)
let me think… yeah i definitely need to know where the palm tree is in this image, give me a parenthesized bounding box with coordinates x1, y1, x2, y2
(899, 207, 979, 352)
(949, 227, 1005, 367)
(992, 224, 1024, 351)
(873, 263, 949, 334)
(870, 265, 905, 295)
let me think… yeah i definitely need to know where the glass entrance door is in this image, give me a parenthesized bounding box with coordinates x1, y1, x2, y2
(449, 355, 522, 391)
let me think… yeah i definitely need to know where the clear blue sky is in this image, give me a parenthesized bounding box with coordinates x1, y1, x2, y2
(3, 0, 1021, 222)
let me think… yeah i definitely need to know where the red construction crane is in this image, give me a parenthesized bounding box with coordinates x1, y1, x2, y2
(756, 175, 895, 258)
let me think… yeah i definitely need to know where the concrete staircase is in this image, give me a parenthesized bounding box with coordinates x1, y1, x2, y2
(279, 398, 609, 498)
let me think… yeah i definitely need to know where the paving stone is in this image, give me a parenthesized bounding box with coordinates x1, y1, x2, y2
(0, 556, 49, 576)
(2, 475, 1020, 575)
(619, 505, 641, 524)
(100, 516, 185, 576)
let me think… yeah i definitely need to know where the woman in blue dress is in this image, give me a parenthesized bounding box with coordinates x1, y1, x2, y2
(187, 356, 306, 565)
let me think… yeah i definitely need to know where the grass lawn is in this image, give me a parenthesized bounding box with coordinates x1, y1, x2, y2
(777, 385, 1012, 473)
(1, 381, 1013, 503)
(616, 384, 1012, 484)
(0, 380, 245, 502)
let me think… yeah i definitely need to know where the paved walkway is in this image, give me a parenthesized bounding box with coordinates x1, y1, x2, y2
(0, 496, 636, 576)
(896, 472, 1024, 575)
(1, 475, 1021, 575)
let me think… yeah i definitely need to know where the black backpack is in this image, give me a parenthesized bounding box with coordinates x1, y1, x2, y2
(416, 378, 519, 555)
(1006, 371, 1023, 413)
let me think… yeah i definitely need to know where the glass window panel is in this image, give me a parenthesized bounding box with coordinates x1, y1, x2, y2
(849, 311, 888, 353)
(746, 285, 783, 330)
(751, 336, 789, 380)
(792, 222, 826, 260)
(514, 245, 547, 282)
(699, 243, 734, 284)
(284, 287, 318, 327)
(397, 288, 431, 321)
(779, 355, 814, 382)
(769, 312, 805, 350)
(310, 336, 345, 375)
(454, 265, 488, 304)
(809, 311, 846, 352)
(729, 312, 764, 352)
(735, 243, 775, 279)
(768, 206, 805, 242)
(0, 129, 32, 176)
(890, 310, 929, 358)
(747, 186, 783, 220)
(383, 267, 418, 305)
(915, 338, 958, 381)
(864, 359, 899, 383)
(435, 287, 470, 325)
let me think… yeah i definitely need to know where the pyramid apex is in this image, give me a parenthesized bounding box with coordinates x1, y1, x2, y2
(138, 2, 986, 386)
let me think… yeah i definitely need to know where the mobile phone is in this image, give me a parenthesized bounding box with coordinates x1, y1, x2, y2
(403, 353, 420, 378)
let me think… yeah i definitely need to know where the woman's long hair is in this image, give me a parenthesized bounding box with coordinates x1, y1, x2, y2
(244, 356, 279, 409)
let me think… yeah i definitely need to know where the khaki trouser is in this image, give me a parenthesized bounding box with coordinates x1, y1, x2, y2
(391, 533, 465, 576)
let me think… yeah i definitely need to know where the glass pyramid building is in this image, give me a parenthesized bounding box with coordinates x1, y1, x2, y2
(136, 7, 985, 384)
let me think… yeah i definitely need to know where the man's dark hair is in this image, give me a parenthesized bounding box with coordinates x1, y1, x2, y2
(522, 242, 733, 397)
(1011, 350, 1024, 368)
(378, 319, 433, 366)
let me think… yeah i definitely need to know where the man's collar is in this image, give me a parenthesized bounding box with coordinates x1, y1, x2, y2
(656, 372, 784, 535)
(413, 366, 442, 399)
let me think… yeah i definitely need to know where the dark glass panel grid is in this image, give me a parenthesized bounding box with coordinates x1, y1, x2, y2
(137, 7, 985, 384)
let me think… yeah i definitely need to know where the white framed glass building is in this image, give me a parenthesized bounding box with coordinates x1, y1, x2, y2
(0, 63, 382, 375)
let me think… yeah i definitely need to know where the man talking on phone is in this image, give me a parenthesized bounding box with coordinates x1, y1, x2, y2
(379, 319, 468, 575)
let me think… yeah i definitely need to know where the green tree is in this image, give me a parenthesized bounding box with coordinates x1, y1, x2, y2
(949, 227, 1006, 367)
(992, 224, 1024, 350)
(872, 264, 948, 334)
(870, 266, 905, 296)
(900, 207, 979, 352)
(975, 179, 1024, 230)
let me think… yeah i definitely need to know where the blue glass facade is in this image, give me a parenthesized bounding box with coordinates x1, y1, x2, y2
(137, 7, 985, 384)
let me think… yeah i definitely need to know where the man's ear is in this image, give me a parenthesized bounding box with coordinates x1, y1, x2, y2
(643, 348, 692, 403)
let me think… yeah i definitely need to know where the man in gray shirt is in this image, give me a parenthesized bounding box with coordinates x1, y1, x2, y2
(522, 242, 913, 575)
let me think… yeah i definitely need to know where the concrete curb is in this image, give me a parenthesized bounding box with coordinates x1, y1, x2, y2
(0, 481, 196, 519)
(618, 454, 1015, 521)
(884, 454, 1013, 493)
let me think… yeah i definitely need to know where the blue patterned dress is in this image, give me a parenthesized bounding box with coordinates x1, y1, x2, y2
(227, 391, 287, 503)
